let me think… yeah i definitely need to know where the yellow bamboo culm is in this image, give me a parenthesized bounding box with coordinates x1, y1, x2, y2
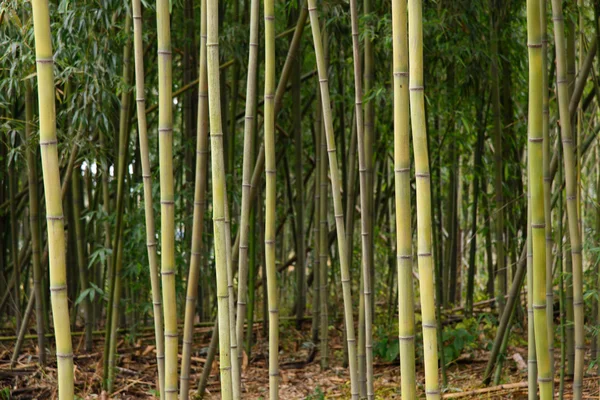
(30, 0, 74, 398)
(264, 0, 279, 396)
(307, 0, 359, 396)
(549, 0, 584, 397)
(156, 0, 178, 397)
(407, 0, 440, 398)
(132, 0, 165, 397)
(393, 0, 417, 397)
(206, 0, 233, 396)
(526, 0, 552, 398)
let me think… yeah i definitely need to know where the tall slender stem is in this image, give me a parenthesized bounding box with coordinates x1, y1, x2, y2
(407, 0, 440, 398)
(132, 0, 165, 397)
(31, 0, 74, 396)
(307, 2, 359, 397)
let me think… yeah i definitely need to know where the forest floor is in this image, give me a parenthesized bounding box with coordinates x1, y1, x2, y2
(1, 317, 599, 399)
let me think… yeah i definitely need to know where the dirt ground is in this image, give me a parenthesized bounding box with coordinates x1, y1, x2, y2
(1, 321, 599, 399)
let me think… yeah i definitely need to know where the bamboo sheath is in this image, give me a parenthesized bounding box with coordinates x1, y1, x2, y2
(156, 0, 178, 397)
(407, 0, 440, 398)
(206, 0, 234, 395)
(30, 0, 75, 398)
(526, 0, 552, 398)
(307, 1, 359, 397)
(392, 0, 417, 397)
(131, 0, 165, 397)
(549, 0, 584, 397)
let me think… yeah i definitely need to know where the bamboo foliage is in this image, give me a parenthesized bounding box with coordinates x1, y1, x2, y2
(307, 1, 359, 397)
(131, 0, 165, 397)
(30, 0, 75, 398)
(407, 0, 440, 398)
(392, 0, 416, 397)
(549, 0, 584, 397)
(206, 0, 234, 396)
(156, 0, 178, 397)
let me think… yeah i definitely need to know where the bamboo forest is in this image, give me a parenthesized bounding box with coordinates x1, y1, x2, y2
(5, 0, 600, 398)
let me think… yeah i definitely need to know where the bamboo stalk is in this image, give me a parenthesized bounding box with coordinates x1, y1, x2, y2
(407, 0, 440, 398)
(392, 0, 416, 396)
(24, 79, 46, 367)
(319, 105, 328, 371)
(131, 0, 165, 397)
(156, 0, 178, 396)
(264, 0, 279, 395)
(30, 0, 74, 396)
(72, 168, 92, 352)
(307, 2, 359, 396)
(179, 0, 209, 394)
(549, 0, 584, 396)
(526, 0, 552, 397)
(348, 0, 374, 394)
(206, 0, 233, 395)
(235, 0, 259, 373)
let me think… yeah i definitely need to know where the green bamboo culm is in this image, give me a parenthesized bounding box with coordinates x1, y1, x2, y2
(25, 79, 46, 367)
(206, 0, 234, 395)
(540, 0, 554, 388)
(407, 0, 440, 398)
(235, 0, 259, 372)
(30, 0, 75, 398)
(264, 0, 280, 395)
(526, 0, 552, 397)
(180, 0, 209, 395)
(392, 0, 416, 397)
(549, 0, 584, 396)
(132, 0, 165, 397)
(307, 0, 359, 397)
(348, 0, 374, 394)
(156, 0, 178, 397)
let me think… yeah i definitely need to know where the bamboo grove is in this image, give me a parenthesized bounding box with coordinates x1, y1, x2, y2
(5, 0, 600, 398)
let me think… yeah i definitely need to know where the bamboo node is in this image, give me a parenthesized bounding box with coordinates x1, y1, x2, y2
(161, 200, 175, 205)
(157, 50, 172, 55)
(56, 352, 74, 358)
(220, 366, 232, 371)
(136, 98, 145, 102)
(409, 86, 424, 91)
(242, 183, 252, 188)
(214, 217, 225, 221)
(532, 304, 546, 310)
(265, 239, 276, 244)
(418, 252, 432, 257)
(142, 174, 152, 179)
(566, 195, 576, 200)
(531, 223, 545, 229)
(307, 7, 317, 11)
(425, 390, 441, 395)
(40, 139, 58, 146)
(528, 137, 543, 143)
(265, 169, 276, 174)
(165, 388, 178, 393)
(46, 215, 64, 221)
(395, 168, 410, 173)
(239, 245, 249, 249)
(347, 338, 356, 343)
(537, 377, 552, 383)
(269, 372, 280, 377)
(416, 172, 430, 178)
(264, 94, 275, 99)
(397, 254, 412, 260)
(237, 301, 247, 305)
(245, 115, 254, 120)
(153, 301, 162, 306)
(193, 201, 205, 206)
(264, 15, 275, 20)
(158, 127, 173, 133)
(573, 301, 583, 306)
(394, 72, 409, 77)
(180, 375, 190, 380)
(561, 138, 573, 144)
(398, 335, 415, 341)
(132, 15, 142, 20)
(50, 284, 67, 292)
(165, 333, 178, 338)
(334, 213, 343, 218)
(147, 242, 157, 247)
(527, 43, 543, 48)
(161, 270, 175, 276)
(552, 16, 565, 22)
(422, 323, 436, 329)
